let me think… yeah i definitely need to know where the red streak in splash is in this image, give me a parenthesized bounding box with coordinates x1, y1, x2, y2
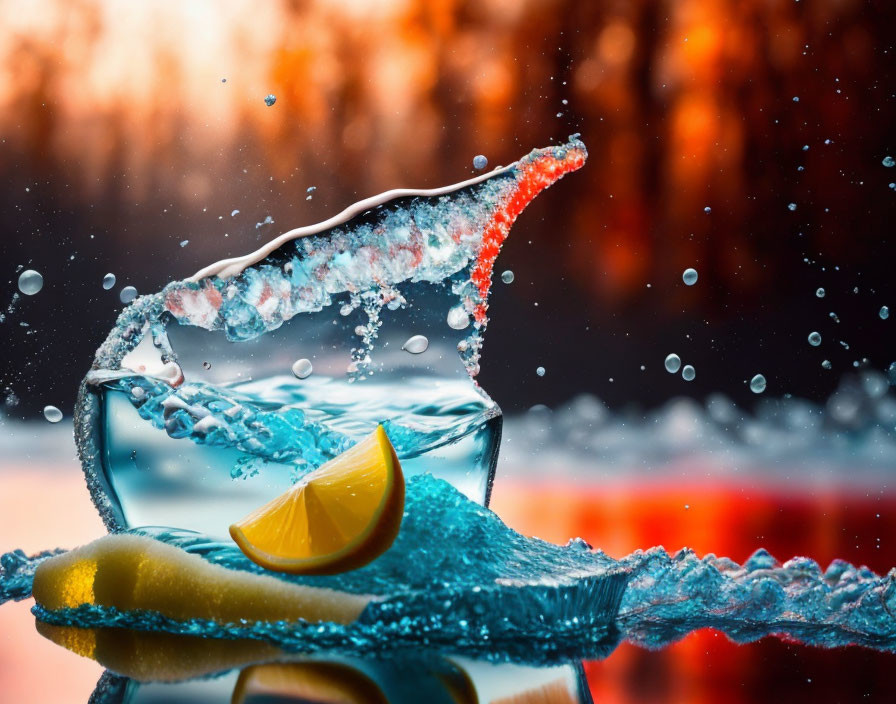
(471, 147, 587, 323)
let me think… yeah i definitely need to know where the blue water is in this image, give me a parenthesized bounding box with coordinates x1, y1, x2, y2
(4, 475, 896, 665)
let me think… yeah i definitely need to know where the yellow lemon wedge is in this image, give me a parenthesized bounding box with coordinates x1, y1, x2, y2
(229, 425, 404, 575)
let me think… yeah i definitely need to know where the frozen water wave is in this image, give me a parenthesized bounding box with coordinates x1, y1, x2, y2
(5, 475, 895, 663)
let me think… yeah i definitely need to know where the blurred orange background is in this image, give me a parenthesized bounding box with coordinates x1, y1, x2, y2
(2, 1, 895, 702)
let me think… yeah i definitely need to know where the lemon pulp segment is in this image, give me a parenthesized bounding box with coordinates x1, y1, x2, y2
(229, 425, 404, 575)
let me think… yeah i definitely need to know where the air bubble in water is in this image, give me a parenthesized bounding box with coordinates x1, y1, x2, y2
(816, 287, 825, 298)
(120, 286, 138, 304)
(17, 269, 43, 295)
(402, 335, 429, 354)
(264, 94, 276, 106)
(883, 156, 895, 168)
(880, 306, 890, 320)
(536, 366, 546, 377)
(888, 361, 896, 385)
(446, 305, 470, 330)
(291, 358, 313, 379)
(179, 240, 189, 248)
(43, 405, 62, 423)
(102, 273, 116, 290)
(682, 268, 698, 286)
(788, 203, 797, 211)
(830, 312, 840, 323)
(501, 270, 515, 284)
(665, 354, 682, 373)
(473, 155, 488, 170)
(750, 374, 767, 393)
(808, 331, 822, 346)
(703, 206, 711, 214)
(682, 365, 696, 381)
(822, 360, 832, 370)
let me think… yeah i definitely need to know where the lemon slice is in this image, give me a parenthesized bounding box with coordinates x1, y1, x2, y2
(232, 662, 389, 704)
(229, 425, 404, 575)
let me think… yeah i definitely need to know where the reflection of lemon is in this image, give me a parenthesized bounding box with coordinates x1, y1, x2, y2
(231, 662, 389, 704)
(35, 623, 284, 683)
(230, 425, 404, 575)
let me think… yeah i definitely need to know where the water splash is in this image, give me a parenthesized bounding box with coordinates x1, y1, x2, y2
(6, 475, 896, 663)
(75, 137, 587, 530)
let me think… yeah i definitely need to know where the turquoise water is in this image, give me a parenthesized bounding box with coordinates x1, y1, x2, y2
(97, 373, 500, 536)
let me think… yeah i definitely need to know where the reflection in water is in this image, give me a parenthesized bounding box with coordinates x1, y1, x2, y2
(37, 625, 591, 704)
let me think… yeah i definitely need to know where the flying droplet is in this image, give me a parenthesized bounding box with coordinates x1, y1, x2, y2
(880, 305, 890, 320)
(888, 361, 896, 385)
(473, 155, 488, 170)
(808, 331, 822, 346)
(179, 240, 189, 248)
(402, 335, 429, 354)
(231, 209, 240, 217)
(788, 203, 797, 211)
(202, 361, 211, 370)
(43, 405, 63, 423)
(703, 206, 711, 214)
(815, 287, 825, 298)
(264, 94, 277, 106)
(682, 268, 698, 286)
(501, 270, 515, 284)
(682, 365, 696, 381)
(750, 374, 767, 394)
(536, 366, 546, 377)
(883, 156, 895, 168)
(102, 273, 116, 290)
(446, 305, 470, 330)
(822, 360, 832, 370)
(664, 354, 682, 373)
(120, 286, 138, 304)
(17, 269, 43, 295)
(291, 358, 313, 379)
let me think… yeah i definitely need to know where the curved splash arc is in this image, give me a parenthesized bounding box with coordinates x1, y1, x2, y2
(159, 137, 587, 376)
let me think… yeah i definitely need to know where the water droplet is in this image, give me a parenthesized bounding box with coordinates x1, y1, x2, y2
(43, 405, 62, 423)
(822, 359, 832, 370)
(682, 268, 698, 286)
(788, 203, 797, 211)
(703, 206, 711, 214)
(17, 269, 43, 295)
(883, 156, 895, 168)
(473, 155, 488, 170)
(682, 365, 696, 381)
(264, 94, 277, 106)
(202, 361, 211, 370)
(501, 270, 515, 284)
(829, 311, 840, 323)
(446, 305, 470, 330)
(888, 361, 896, 385)
(179, 240, 189, 248)
(664, 354, 682, 373)
(815, 287, 825, 298)
(119, 286, 138, 304)
(750, 374, 767, 393)
(792, 96, 800, 102)
(102, 273, 116, 290)
(291, 358, 313, 379)
(808, 331, 822, 346)
(880, 305, 890, 320)
(231, 209, 240, 217)
(402, 335, 429, 354)
(536, 366, 546, 377)
(802, 144, 809, 151)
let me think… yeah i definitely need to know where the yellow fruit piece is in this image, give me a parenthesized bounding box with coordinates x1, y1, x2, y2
(232, 662, 389, 704)
(32, 533, 371, 626)
(230, 425, 404, 575)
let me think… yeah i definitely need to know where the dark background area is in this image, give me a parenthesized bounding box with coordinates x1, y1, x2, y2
(1, 0, 895, 418)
